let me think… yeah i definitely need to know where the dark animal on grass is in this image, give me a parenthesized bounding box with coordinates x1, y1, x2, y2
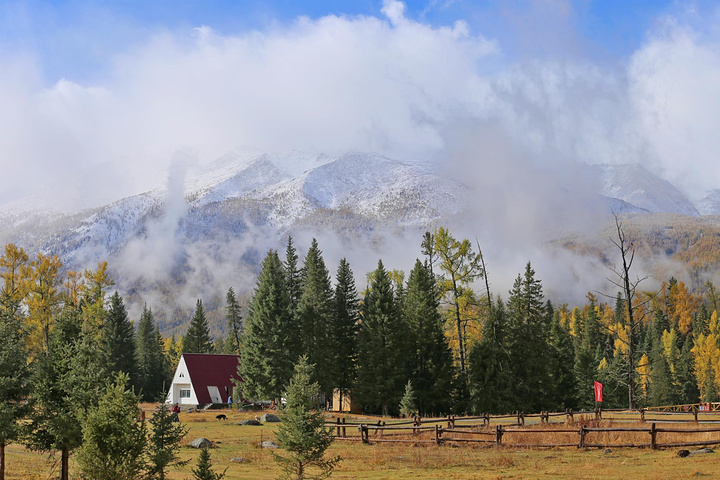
(216, 414, 227, 421)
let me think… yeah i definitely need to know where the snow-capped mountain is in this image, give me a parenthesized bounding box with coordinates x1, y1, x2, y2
(697, 190, 720, 216)
(0, 154, 712, 270)
(593, 163, 700, 216)
(0, 152, 471, 271)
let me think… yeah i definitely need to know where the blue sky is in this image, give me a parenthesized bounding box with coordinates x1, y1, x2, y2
(0, 0, 698, 84)
(1, 0, 720, 209)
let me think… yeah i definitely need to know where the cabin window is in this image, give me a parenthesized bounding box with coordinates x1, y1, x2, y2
(180, 389, 191, 398)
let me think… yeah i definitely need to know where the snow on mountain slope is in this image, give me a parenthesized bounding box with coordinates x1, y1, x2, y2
(257, 152, 469, 228)
(697, 190, 720, 216)
(594, 164, 699, 216)
(189, 156, 292, 207)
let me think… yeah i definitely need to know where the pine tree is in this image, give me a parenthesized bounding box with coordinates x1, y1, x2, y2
(76, 373, 147, 480)
(192, 448, 226, 480)
(183, 300, 213, 354)
(574, 305, 600, 410)
(403, 260, 454, 415)
(329, 258, 359, 411)
(102, 292, 137, 381)
(677, 335, 700, 403)
(135, 305, 167, 401)
(274, 356, 340, 480)
(468, 299, 513, 414)
(147, 400, 188, 480)
(285, 236, 303, 314)
(506, 262, 551, 412)
(355, 260, 407, 416)
(225, 288, 243, 355)
(547, 307, 576, 410)
(26, 307, 104, 480)
(296, 239, 335, 398)
(239, 250, 294, 401)
(399, 381, 417, 418)
(0, 310, 32, 480)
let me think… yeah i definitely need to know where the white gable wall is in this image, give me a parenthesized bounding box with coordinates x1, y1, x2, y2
(165, 355, 199, 405)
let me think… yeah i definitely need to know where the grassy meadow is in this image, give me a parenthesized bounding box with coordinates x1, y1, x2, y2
(4, 407, 720, 480)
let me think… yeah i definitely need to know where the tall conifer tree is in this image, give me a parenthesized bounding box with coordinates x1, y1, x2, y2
(102, 292, 137, 381)
(403, 259, 454, 415)
(183, 300, 213, 354)
(296, 239, 335, 398)
(238, 250, 294, 401)
(355, 260, 407, 416)
(506, 262, 551, 412)
(469, 299, 513, 414)
(284, 236, 303, 314)
(330, 258, 359, 411)
(135, 305, 166, 401)
(225, 288, 243, 355)
(0, 309, 32, 480)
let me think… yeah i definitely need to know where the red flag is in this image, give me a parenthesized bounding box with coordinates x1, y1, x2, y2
(594, 381, 603, 403)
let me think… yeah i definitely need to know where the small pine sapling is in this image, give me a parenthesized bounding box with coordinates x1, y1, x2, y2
(147, 396, 188, 480)
(274, 356, 340, 480)
(191, 448, 226, 480)
(399, 381, 417, 418)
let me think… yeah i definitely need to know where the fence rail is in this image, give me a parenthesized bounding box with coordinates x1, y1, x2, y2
(325, 406, 720, 449)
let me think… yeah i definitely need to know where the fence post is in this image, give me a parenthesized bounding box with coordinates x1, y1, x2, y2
(342, 417, 346, 438)
(359, 425, 368, 444)
(435, 424, 441, 446)
(650, 422, 657, 449)
(578, 426, 586, 448)
(495, 424, 503, 446)
(693, 406, 699, 423)
(566, 409, 574, 425)
(484, 413, 490, 428)
(336, 418, 340, 436)
(640, 409, 645, 423)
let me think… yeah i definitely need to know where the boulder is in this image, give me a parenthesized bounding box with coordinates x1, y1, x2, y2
(689, 448, 714, 456)
(230, 457, 249, 463)
(261, 440, 279, 449)
(188, 437, 213, 449)
(239, 419, 263, 426)
(677, 450, 691, 457)
(261, 413, 281, 423)
(186, 407, 196, 413)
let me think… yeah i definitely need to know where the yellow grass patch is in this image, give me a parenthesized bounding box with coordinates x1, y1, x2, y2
(5, 408, 720, 479)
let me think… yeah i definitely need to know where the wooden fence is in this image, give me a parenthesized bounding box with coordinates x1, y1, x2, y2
(325, 407, 720, 449)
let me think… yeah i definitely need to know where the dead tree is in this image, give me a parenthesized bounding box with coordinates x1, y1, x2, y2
(607, 212, 648, 409)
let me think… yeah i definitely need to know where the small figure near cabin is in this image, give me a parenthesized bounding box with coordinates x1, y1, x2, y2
(171, 403, 180, 422)
(227, 395, 232, 407)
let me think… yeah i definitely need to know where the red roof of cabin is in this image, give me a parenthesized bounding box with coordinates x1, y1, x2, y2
(182, 354, 242, 405)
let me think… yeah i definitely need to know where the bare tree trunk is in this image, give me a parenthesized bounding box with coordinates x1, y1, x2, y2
(61, 446, 69, 480)
(453, 279, 465, 376)
(1, 441, 5, 480)
(610, 213, 646, 410)
(477, 242, 492, 313)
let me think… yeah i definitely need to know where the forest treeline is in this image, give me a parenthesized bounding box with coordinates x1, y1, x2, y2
(3, 226, 720, 476)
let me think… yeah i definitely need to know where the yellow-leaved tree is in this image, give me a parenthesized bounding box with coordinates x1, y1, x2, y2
(25, 253, 63, 357)
(692, 311, 720, 401)
(0, 244, 29, 316)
